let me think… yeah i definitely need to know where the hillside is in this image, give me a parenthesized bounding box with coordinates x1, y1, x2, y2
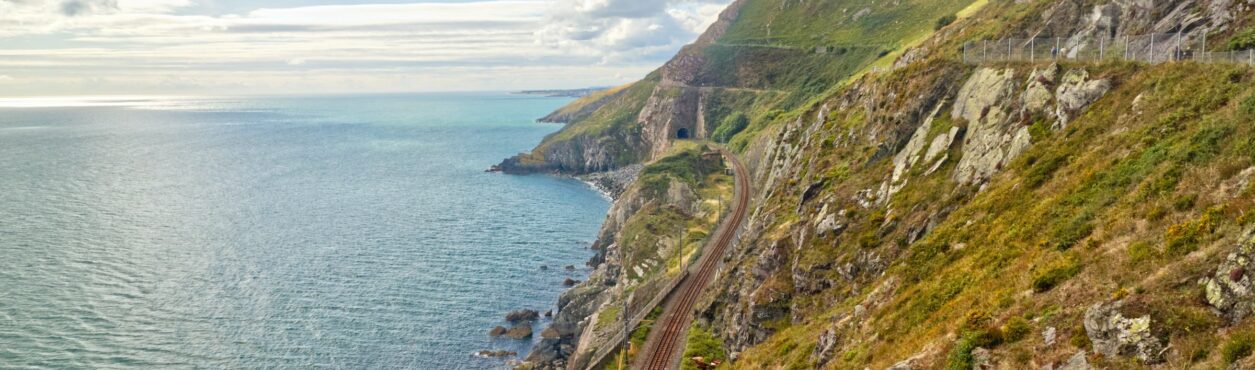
(513, 0, 1255, 369)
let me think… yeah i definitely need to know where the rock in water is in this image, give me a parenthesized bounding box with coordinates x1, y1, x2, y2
(489, 326, 508, 337)
(563, 278, 580, 287)
(505, 309, 540, 323)
(476, 350, 517, 358)
(506, 323, 533, 339)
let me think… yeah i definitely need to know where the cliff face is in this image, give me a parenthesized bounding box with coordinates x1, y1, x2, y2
(523, 145, 728, 369)
(498, 2, 750, 176)
(514, 0, 1255, 369)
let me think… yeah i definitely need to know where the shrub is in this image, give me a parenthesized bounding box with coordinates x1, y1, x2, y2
(1003, 317, 1032, 343)
(1024, 152, 1068, 188)
(944, 337, 977, 370)
(713, 112, 750, 143)
(1242, 93, 1255, 116)
(1049, 214, 1094, 250)
(1032, 260, 1082, 293)
(935, 14, 956, 31)
(1164, 206, 1222, 256)
(1127, 240, 1159, 264)
(1228, 28, 1255, 51)
(1223, 332, 1254, 364)
(1070, 323, 1092, 349)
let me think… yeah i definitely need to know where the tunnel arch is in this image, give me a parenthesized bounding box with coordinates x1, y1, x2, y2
(676, 128, 690, 139)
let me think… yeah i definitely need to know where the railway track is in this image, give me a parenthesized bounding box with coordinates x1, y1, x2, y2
(634, 149, 750, 370)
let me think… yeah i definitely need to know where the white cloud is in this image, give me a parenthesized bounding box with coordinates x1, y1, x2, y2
(0, 75, 14, 81)
(536, 0, 731, 63)
(0, 0, 731, 96)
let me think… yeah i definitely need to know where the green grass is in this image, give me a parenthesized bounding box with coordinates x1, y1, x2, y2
(1224, 332, 1255, 364)
(680, 325, 729, 370)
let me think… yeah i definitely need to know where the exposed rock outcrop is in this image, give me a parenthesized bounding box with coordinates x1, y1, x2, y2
(952, 68, 1031, 185)
(1053, 69, 1111, 129)
(1203, 229, 1255, 322)
(505, 324, 533, 340)
(1083, 301, 1165, 364)
(505, 309, 539, 323)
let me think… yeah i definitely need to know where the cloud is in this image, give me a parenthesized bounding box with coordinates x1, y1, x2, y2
(60, 0, 118, 17)
(0, 0, 732, 96)
(536, 0, 731, 63)
(0, 75, 13, 81)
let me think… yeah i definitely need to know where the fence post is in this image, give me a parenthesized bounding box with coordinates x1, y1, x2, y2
(1129, 35, 1139, 60)
(1099, 37, 1105, 61)
(1150, 33, 1155, 62)
(1202, 33, 1207, 62)
(983, 40, 987, 62)
(963, 42, 968, 63)
(1176, 32, 1182, 62)
(1249, 49, 1253, 66)
(1031, 38, 1036, 61)
(1008, 38, 1012, 61)
(1055, 37, 1060, 60)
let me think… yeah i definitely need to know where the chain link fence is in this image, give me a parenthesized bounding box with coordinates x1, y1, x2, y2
(964, 33, 1255, 65)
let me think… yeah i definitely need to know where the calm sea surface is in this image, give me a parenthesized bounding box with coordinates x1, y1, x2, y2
(0, 93, 609, 369)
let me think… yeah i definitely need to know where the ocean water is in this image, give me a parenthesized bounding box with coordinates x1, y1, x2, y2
(0, 93, 610, 369)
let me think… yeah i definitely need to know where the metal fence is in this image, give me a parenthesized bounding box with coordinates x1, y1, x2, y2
(963, 33, 1255, 65)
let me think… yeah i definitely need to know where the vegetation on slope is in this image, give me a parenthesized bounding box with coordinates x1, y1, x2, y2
(715, 0, 1255, 365)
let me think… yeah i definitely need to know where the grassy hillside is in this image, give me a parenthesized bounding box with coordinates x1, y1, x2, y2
(695, 0, 1255, 368)
(509, 0, 979, 173)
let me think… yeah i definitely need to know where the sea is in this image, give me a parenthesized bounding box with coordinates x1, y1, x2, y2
(0, 93, 610, 369)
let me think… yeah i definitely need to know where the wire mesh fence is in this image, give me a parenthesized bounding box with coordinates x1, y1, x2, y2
(964, 33, 1255, 65)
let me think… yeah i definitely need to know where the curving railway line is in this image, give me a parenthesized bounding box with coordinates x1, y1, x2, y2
(633, 148, 750, 370)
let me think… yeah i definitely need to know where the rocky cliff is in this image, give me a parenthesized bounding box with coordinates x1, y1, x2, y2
(513, 0, 1255, 369)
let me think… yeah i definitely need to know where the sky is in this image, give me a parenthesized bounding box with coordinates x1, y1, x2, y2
(0, 0, 732, 96)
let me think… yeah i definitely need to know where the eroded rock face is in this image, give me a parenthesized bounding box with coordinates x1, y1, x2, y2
(1054, 69, 1111, 129)
(1202, 229, 1255, 322)
(1022, 64, 1058, 114)
(952, 68, 1030, 185)
(638, 86, 702, 159)
(1083, 301, 1165, 364)
(811, 327, 840, 367)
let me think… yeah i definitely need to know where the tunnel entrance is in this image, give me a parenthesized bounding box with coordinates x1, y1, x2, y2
(676, 128, 690, 139)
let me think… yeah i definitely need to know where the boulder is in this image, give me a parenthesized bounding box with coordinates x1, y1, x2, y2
(476, 349, 517, 358)
(1042, 326, 1057, 346)
(540, 326, 561, 339)
(563, 278, 580, 287)
(489, 326, 508, 337)
(506, 323, 533, 339)
(1083, 301, 1164, 364)
(1202, 229, 1255, 322)
(506, 309, 540, 323)
(1022, 64, 1058, 113)
(971, 347, 993, 370)
(1057, 351, 1091, 370)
